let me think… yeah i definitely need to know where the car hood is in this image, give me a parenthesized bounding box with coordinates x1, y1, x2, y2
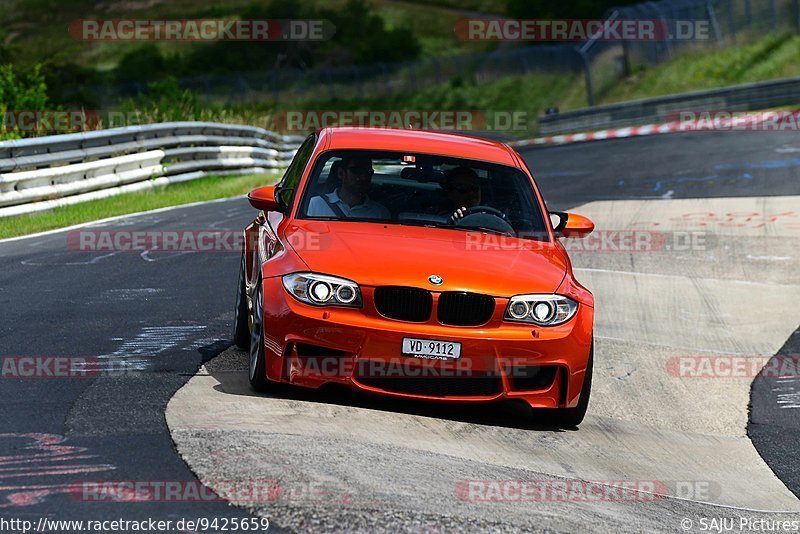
(285, 220, 568, 297)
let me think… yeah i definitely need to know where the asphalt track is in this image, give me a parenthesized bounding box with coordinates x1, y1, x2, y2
(1, 130, 799, 532)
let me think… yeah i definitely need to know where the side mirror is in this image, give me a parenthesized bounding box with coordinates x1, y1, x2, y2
(248, 185, 281, 212)
(550, 211, 594, 238)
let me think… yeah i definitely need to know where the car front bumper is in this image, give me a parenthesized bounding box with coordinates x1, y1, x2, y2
(261, 277, 594, 409)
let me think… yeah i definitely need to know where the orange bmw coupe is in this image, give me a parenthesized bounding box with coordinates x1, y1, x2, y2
(234, 128, 595, 426)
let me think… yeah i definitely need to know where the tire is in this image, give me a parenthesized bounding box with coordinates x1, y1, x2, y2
(233, 252, 250, 350)
(248, 275, 271, 392)
(544, 340, 593, 428)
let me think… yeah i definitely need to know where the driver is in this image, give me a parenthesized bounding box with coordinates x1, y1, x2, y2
(307, 155, 390, 219)
(441, 166, 483, 223)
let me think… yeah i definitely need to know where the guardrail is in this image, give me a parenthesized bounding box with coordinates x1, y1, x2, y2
(538, 76, 800, 135)
(0, 122, 304, 218)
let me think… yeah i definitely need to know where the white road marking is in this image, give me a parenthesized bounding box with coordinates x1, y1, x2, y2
(139, 250, 196, 263)
(82, 325, 208, 373)
(20, 251, 120, 266)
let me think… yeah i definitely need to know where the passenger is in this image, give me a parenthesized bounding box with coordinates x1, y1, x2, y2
(307, 155, 390, 219)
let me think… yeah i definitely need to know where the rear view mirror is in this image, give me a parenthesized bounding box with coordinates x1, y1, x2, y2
(550, 211, 595, 238)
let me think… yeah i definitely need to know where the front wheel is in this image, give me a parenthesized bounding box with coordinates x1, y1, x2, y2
(248, 276, 271, 392)
(233, 252, 250, 350)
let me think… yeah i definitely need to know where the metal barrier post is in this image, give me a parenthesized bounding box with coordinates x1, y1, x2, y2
(577, 47, 595, 107)
(706, 0, 723, 41)
(744, 0, 752, 30)
(796, 0, 800, 32)
(770, 0, 778, 30)
(727, 0, 737, 43)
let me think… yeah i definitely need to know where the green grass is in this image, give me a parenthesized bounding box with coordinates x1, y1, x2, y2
(374, 0, 497, 57)
(273, 71, 582, 137)
(0, 172, 279, 239)
(385, 0, 506, 14)
(600, 33, 800, 105)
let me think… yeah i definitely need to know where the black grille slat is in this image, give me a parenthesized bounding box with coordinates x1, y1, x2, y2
(437, 292, 495, 326)
(374, 286, 432, 322)
(356, 373, 503, 397)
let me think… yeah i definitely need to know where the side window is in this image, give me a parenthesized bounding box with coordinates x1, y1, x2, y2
(279, 134, 316, 192)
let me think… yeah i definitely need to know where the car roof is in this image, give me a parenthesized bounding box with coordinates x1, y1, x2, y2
(320, 127, 520, 167)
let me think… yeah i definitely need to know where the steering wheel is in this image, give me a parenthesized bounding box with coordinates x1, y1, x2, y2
(456, 205, 508, 221)
(452, 205, 514, 235)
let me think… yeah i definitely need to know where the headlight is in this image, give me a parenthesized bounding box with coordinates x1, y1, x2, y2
(282, 273, 362, 307)
(504, 294, 578, 326)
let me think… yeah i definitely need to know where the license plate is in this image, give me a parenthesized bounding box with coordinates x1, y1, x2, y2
(401, 338, 461, 360)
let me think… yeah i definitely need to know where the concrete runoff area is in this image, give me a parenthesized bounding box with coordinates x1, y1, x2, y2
(167, 195, 800, 531)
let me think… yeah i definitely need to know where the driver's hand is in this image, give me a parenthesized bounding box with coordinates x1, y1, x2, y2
(450, 206, 468, 224)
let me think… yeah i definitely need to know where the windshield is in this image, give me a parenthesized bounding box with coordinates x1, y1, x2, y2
(297, 150, 549, 239)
